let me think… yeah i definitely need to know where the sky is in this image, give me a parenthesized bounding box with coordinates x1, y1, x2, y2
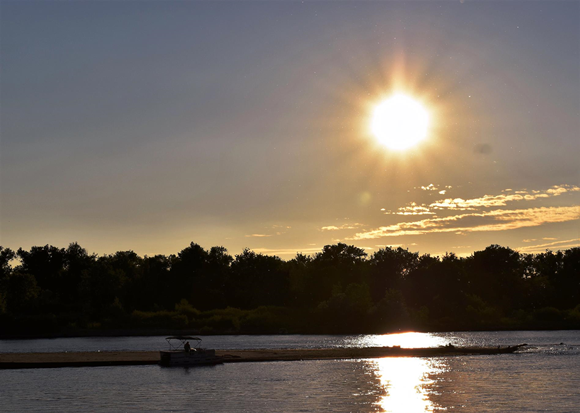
(1, 0, 579, 260)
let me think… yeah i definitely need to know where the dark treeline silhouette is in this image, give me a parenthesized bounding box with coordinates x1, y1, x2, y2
(1, 242, 579, 337)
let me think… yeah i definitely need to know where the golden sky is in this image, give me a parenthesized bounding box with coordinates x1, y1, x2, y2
(1, 1, 579, 259)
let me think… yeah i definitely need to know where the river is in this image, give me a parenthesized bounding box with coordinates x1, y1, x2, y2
(1, 331, 579, 412)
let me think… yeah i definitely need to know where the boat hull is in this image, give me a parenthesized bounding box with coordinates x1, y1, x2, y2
(159, 349, 223, 366)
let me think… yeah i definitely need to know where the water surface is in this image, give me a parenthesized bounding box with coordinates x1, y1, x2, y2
(2, 330, 577, 353)
(1, 331, 579, 412)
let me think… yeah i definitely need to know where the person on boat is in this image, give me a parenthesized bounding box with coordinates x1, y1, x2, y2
(184, 341, 191, 353)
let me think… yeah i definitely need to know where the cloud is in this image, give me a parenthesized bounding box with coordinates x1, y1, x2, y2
(252, 247, 322, 257)
(321, 223, 364, 231)
(350, 206, 580, 240)
(321, 226, 340, 231)
(245, 234, 273, 238)
(421, 184, 439, 191)
(391, 184, 580, 214)
(392, 204, 436, 215)
(412, 184, 452, 194)
(245, 224, 291, 237)
(432, 185, 578, 210)
(517, 238, 580, 254)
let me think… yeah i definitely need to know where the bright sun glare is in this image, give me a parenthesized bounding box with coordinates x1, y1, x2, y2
(371, 94, 430, 150)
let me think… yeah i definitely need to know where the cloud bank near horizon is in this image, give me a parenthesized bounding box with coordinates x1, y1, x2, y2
(351, 206, 580, 240)
(385, 185, 580, 215)
(350, 184, 580, 241)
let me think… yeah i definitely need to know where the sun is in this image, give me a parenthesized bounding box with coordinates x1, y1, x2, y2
(371, 94, 430, 150)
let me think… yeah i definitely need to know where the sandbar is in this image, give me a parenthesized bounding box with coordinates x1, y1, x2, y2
(0, 345, 526, 369)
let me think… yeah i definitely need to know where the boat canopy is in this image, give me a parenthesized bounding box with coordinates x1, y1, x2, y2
(165, 336, 202, 350)
(166, 336, 201, 341)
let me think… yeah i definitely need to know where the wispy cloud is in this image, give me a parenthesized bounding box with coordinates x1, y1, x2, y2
(321, 223, 364, 231)
(517, 238, 580, 254)
(245, 234, 273, 238)
(386, 203, 435, 215)
(421, 184, 438, 191)
(431, 185, 579, 211)
(321, 226, 340, 231)
(245, 224, 291, 238)
(388, 184, 580, 214)
(252, 247, 322, 257)
(415, 184, 452, 192)
(350, 206, 580, 240)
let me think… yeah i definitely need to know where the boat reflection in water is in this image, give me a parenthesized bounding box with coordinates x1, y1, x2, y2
(369, 357, 447, 412)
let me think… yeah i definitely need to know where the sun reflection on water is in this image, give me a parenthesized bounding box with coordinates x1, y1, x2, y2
(347, 332, 449, 349)
(370, 357, 446, 413)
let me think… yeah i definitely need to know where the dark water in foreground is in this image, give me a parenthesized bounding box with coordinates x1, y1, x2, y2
(1, 331, 579, 412)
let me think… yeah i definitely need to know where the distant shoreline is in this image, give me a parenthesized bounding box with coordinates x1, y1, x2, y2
(3, 244, 579, 341)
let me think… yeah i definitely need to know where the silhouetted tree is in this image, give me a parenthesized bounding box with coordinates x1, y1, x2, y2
(465, 245, 524, 313)
(310, 243, 368, 304)
(79, 256, 128, 319)
(170, 243, 209, 307)
(134, 254, 172, 310)
(369, 288, 410, 331)
(2, 271, 40, 314)
(16, 245, 66, 292)
(559, 248, 580, 309)
(106, 251, 143, 311)
(0, 247, 15, 281)
(429, 252, 468, 322)
(403, 254, 440, 310)
(229, 248, 289, 309)
(368, 247, 418, 303)
(287, 253, 314, 307)
(1, 241, 579, 335)
(202, 246, 233, 309)
(58, 243, 96, 307)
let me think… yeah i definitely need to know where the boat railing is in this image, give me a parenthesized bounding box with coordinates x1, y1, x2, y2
(164, 336, 202, 351)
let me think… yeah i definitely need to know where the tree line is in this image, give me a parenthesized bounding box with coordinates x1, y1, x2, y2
(0, 242, 579, 337)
